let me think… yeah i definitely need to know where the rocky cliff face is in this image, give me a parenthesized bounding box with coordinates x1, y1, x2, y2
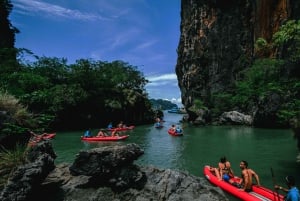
(176, 0, 298, 123)
(177, 0, 254, 109)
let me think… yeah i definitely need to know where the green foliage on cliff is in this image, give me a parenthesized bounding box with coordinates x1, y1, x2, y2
(212, 20, 300, 125)
(235, 58, 283, 100)
(0, 91, 53, 136)
(188, 99, 207, 113)
(273, 20, 300, 59)
(0, 143, 27, 189)
(0, 91, 34, 135)
(255, 38, 270, 57)
(211, 93, 234, 115)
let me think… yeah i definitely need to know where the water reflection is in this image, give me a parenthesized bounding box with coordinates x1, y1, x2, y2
(137, 122, 185, 169)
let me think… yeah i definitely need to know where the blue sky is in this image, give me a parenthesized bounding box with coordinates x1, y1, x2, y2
(9, 0, 182, 105)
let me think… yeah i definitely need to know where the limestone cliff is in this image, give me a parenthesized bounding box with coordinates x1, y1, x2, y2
(176, 0, 299, 125)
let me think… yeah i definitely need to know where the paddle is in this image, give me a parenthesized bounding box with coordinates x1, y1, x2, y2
(270, 167, 280, 201)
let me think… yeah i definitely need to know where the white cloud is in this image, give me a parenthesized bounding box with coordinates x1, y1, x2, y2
(147, 73, 177, 82)
(145, 73, 182, 105)
(145, 73, 178, 87)
(12, 0, 110, 21)
(134, 40, 157, 50)
(162, 97, 182, 106)
(109, 28, 141, 50)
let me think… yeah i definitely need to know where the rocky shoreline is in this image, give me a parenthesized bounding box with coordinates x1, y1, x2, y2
(0, 141, 228, 201)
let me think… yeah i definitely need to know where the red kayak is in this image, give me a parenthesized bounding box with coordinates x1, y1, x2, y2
(81, 135, 129, 141)
(107, 125, 135, 131)
(168, 129, 183, 136)
(203, 165, 284, 201)
(28, 133, 56, 147)
(42, 133, 56, 139)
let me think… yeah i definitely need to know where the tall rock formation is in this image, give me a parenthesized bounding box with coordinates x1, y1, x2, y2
(0, 0, 19, 68)
(176, 0, 298, 125)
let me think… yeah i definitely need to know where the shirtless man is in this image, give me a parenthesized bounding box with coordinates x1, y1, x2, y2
(239, 160, 261, 192)
(111, 129, 119, 137)
(170, 124, 176, 131)
(97, 129, 108, 137)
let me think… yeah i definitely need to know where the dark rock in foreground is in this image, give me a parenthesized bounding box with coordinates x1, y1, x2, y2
(0, 142, 228, 201)
(45, 163, 227, 201)
(0, 141, 56, 201)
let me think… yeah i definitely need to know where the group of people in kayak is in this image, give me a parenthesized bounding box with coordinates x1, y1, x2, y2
(211, 156, 299, 200)
(169, 124, 183, 133)
(83, 127, 120, 138)
(83, 121, 132, 138)
(154, 117, 163, 128)
(98, 129, 119, 137)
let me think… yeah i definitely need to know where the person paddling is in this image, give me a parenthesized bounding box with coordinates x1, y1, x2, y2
(84, 128, 92, 138)
(111, 129, 119, 137)
(275, 176, 300, 201)
(97, 129, 108, 137)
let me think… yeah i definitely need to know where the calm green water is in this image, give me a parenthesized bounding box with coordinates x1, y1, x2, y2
(52, 111, 300, 200)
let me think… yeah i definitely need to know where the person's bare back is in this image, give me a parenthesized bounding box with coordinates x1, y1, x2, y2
(239, 160, 260, 192)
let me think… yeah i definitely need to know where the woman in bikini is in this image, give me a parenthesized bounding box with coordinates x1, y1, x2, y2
(210, 156, 234, 181)
(218, 156, 234, 182)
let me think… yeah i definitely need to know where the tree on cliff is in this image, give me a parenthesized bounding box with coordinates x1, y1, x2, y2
(272, 20, 300, 78)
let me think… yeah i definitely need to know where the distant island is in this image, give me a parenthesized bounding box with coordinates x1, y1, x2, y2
(149, 99, 178, 110)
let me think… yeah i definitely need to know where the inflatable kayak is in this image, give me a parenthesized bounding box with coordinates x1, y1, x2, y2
(203, 165, 284, 201)
(42, 133, 56, 139)
(28, 133, 56, 147)
(107, 125, 135, 131)
(81, 135, 129, 141)
(154, 122, 163, 128)
(168, 129, 183, 136)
